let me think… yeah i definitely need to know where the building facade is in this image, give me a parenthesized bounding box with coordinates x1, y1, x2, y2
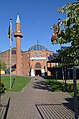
(0, 15, 54, 76)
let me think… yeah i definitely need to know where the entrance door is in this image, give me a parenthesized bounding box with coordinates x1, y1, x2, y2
(35, 62, 41, 76)
(35, 70, 41, 76)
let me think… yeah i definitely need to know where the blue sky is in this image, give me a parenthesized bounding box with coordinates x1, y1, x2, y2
(0, 0, 76, 53)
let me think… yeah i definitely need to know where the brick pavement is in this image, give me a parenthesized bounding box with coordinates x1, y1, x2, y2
(1, 76, 79, 119)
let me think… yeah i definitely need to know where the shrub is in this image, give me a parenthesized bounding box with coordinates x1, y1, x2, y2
(66, 84, 73, 92)
(46, 79, 74, 92)
(0, 82, 6, 93)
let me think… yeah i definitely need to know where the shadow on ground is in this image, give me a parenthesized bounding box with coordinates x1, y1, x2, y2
(11, 78, 15, 88)
(33, 78, 79, 117)
(32, 79, 53, 92)
(63, 96, 79, 115)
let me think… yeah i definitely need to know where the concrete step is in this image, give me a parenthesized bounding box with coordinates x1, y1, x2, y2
(36, 104, 78, 119)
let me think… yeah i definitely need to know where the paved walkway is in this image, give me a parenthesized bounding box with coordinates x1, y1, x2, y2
(1, 76, 79, 119)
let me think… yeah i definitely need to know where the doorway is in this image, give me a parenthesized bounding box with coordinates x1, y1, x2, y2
(35, 70, 41, 76)
(35, 62, 41, 76)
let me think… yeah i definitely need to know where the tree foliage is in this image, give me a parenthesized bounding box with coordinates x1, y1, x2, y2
(51, 0, 79, 66)
(0, 60, 7, 70)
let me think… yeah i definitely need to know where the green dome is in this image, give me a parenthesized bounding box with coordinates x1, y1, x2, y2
(28, 44, 48, 51)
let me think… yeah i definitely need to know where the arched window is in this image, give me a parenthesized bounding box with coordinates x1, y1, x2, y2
(35, 62, 41, 68)
(46, 53, 48, 57)
(39, 52, 42, 57)
(27, 53, 30, 58)
(21, 63, 24, 67)
(34, 52, 37, 57)
(28, 62, 30, 66)
(21, 54, 24, 58)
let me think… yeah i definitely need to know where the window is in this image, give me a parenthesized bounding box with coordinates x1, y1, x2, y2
(39, 52, 42, 57)
(27, 53, 30, 58)
(34, 52, 42, 57)
(34, 52, 37, 57)
(21, 63, 24, 67)
(21, 54, 24, 58)
(46, 53, 48, 57)
(28, 63, 30, 66)
(12, 50, 16, 54)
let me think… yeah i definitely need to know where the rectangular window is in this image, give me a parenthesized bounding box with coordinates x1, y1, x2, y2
(27, 53, 30, 58)
(12, 50, 16, 54)
(34, 52, 37, 57)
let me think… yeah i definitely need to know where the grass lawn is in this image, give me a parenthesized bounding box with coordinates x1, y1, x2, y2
(69, 83, 79, 97)
(1, 76, 31, 91)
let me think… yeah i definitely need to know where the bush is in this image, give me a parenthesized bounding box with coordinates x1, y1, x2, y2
(46, 79, 74, 92)
(0, 82, 6, 93)
(66, 84, 73, 92)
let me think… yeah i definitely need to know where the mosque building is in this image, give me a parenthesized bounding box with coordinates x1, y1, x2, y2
(0, 15, 54, 76)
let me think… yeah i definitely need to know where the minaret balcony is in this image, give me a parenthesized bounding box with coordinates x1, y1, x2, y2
(14, 32, 23, 38)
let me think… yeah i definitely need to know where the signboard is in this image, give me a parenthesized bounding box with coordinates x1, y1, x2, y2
(30, 57, 46, 60)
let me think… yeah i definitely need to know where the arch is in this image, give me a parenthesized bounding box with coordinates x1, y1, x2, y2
(35, 62, 41, 68)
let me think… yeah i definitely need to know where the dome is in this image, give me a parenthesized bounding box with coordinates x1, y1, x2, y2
(28, 44, 48, 51)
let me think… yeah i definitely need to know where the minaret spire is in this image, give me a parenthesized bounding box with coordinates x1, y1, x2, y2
(16, 14, 20, 23)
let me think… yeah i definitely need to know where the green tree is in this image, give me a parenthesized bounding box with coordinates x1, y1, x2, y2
(51, 0, 79, 66)
(0, 60, 7, 71)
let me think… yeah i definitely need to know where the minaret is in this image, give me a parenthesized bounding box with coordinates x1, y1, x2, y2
(14, 14, 23, 75)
